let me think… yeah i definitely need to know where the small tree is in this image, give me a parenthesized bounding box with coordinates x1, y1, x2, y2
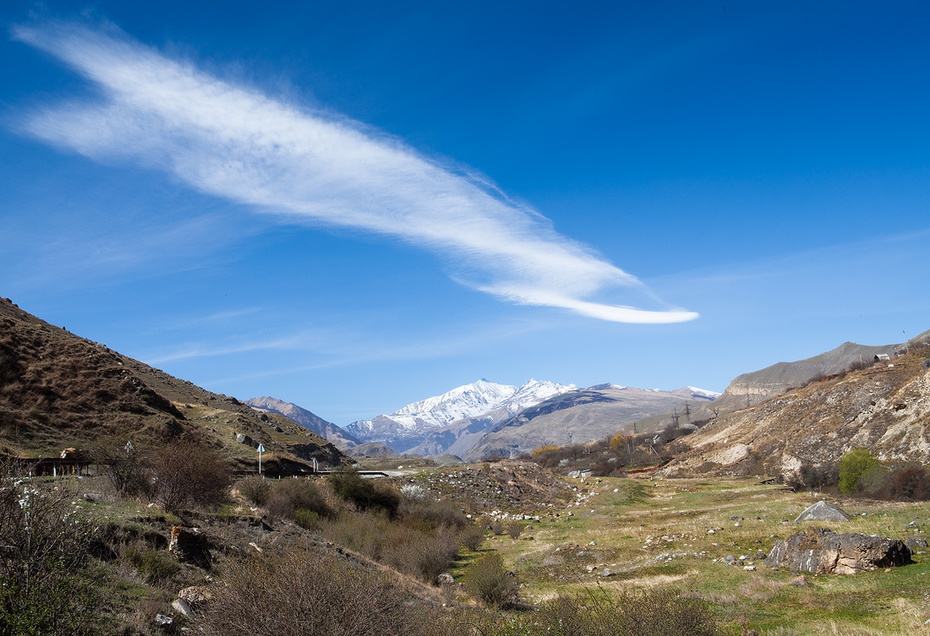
(838, 448, 880, 495)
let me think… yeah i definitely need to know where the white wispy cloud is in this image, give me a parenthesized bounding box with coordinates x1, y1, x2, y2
(13, 20, 698, 324)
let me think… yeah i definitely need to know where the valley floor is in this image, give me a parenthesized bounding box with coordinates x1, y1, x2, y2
(448, 471, 930, 635)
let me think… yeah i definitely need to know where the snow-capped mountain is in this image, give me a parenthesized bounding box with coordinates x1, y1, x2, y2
(346, 379, 574, 451)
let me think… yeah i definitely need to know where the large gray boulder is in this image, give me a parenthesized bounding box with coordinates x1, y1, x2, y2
(795, 500, 850, 522)
(766, 528, 912, 574)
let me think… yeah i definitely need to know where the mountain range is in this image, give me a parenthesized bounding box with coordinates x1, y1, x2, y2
(249, 379, 720, 461)
(5, 293, 927, 479)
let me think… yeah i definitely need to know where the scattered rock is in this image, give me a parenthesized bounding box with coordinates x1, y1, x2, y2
(905, 537, 928, 549)
(795, 501, 850, 522)
(765, 527, 912, 574)
(172, 597, 193, 618)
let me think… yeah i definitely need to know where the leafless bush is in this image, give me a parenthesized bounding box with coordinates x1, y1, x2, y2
(399, 495, 469, 531)
(200, 543, 440, 636)
(93, 438, 154, 499)
(236, 475, 272, 507)
(265, 477, 332, 521)
(328, 469, 401, 515)
(383, 524, 460, 583)
(458, 523, 484, 551)
(864, 463, 930, 501)
(464, 552, 519, 608)
(531, 587, 719, 635)
(151, 439, 231, 514)
(506, 520, 523, 539)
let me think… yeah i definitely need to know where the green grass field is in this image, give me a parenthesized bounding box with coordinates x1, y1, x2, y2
(473, 475, 930, 635)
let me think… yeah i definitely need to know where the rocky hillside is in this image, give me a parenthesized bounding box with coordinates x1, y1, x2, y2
(245, 396, 360, 451)
(464, 385, 718, 461)
(709, 340, 903, 415)
(0, 297, 346, 470)
(660, 337, 930, 483)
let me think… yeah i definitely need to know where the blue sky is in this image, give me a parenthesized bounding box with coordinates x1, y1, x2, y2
(2, 1, 928, 424)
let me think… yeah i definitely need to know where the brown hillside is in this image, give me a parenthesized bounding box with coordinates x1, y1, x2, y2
(660, 343, 930, 483)
(0, 297, 345, 470)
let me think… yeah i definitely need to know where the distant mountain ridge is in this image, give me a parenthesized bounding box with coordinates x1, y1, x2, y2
(345, 379, 575, 452)
(464, 385, 720, 461)
(245, 396, 360, 451)
(710, 340, 904, 415)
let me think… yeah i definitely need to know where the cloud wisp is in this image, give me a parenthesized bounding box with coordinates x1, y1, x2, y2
(13, 20, 697, 324)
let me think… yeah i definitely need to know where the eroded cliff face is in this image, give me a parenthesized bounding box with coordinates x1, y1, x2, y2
(661, 348, 930, 483)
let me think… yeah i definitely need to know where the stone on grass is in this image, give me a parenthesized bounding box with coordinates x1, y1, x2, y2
(765, 527, 912, 574)
(794, 500, 850, 522)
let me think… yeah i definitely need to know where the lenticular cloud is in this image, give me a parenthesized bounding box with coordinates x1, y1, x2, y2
(13, 20, 697, 324)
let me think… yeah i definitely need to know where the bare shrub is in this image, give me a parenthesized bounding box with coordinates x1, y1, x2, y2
(151, 439, 231, 514)
(382, 524, 460, 583)
(506, 520, 523, 539)
(265, 478, 331, 521)
(328, 469, 401, 515)
(464, 552, 519, 608)
(236, 475, 272, 507)
(458, 523, 484, 552)
(92, 438, 153, 498)
(318, 511, 391, 559)
(866, 463, 930, 501)
(200, 543, 439, 636)
(399, 496, 468, 531)
(532, 587, 719, 635)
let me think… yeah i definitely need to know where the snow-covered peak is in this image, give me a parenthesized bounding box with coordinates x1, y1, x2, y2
(503, 379, 575, 412)
(352, 378, 576, 434)
(389, 380, 519, 430)
(686, 386, 722, 400)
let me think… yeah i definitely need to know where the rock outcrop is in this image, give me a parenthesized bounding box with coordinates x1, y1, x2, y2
(765, 527, 911, 574)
